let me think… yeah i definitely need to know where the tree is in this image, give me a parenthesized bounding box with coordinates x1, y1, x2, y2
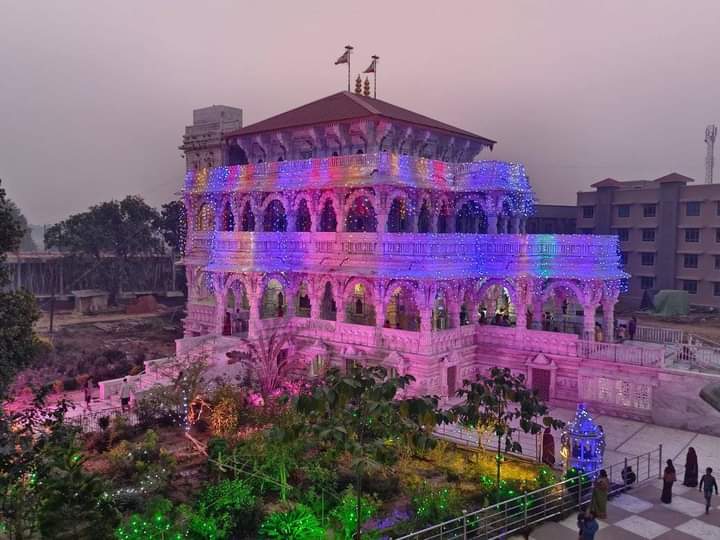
(451, 367, 565, 495)
(240, 331, 299, 399)
(5, 199, 36, 252)
(44, 195, 162, 303)
(296, 365, 444, 539)
(156, 200, 187, 255)
(0, 179, 40, 397)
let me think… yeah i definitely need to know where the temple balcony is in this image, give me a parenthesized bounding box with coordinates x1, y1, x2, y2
(186, 231, 626, 281)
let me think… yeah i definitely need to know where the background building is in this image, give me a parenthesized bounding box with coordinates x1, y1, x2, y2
(577, 173, 720, 307)
(525, 204, 576, 234)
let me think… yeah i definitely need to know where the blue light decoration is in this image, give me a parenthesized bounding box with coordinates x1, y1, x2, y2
(560, 403, 605, 475)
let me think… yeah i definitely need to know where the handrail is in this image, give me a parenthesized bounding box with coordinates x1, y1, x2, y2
(394, 445, 662, 540)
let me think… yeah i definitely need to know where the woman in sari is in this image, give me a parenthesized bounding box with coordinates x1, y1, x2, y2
(588, 469, 609, 519)
(683, 447, 699, 487)
(661, 459, 676, 503)
(542, 427, 556, 467)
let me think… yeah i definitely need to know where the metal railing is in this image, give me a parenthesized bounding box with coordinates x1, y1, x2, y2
(576, 340, 667, 367)
(394, 446, 663, 540)
(634, 325, 684, 345)
(433, 424, 542, 463)
(69, 406, 139, 433)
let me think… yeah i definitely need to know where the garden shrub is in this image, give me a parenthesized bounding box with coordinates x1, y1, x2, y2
(328, 488, 379, 540)
(258, 504, 325, 540)
(109, 414, 135, 444)
(84, 430, 110, 453)
(210, 397, 240, 437)
(115, 498, 186, 540)
(362, 470, 400, 501)
(194, 479, 262, 538)
(410, 482, 460, 526)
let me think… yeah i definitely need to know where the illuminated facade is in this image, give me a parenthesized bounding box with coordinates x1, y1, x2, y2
(178, 91, 628, 401)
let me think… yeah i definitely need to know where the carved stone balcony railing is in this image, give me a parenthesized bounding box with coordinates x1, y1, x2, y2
(184, 153, 533, 195)
(187, 231, 626, 280)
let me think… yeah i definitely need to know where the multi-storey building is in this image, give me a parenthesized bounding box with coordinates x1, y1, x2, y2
(577, 174, 720, 307)
(178, 91, 632, 409)
(525, 204, 577, 235)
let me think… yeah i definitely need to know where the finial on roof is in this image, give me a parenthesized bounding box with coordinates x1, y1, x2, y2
(354, 75, 363, 94)
(363, 77, 371, 97)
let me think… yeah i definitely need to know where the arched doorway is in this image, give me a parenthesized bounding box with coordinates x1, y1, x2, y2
(387, 196, 413, 233)
(220, 201, 234, 232)
(263, 200, 287, 232)
(295, 199, 312, 232)
(260, 279, 286, 319)
(196, 203, 215, 231)
(345, 282, 374, 326)
(240, 201, 255, 232)
(433, 292, 450, 330)
(319, 199, 338, 232)
(345, 195, 377, 232)
(385, 286, 420, 331)
(478, 284, 515, 326)
(417, 199, 432, 233)
(296, 282, 311, 318)
(320, 282, 337, 320)
(437, 201, 451, 233)
(224, 282, 250, 335)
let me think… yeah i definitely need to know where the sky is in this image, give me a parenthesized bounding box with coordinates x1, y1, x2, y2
(1, 0, 719, 225)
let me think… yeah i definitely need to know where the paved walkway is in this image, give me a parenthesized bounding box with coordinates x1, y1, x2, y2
(522, 407, 720, 540)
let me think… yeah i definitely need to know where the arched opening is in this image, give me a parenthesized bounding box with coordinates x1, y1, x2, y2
(196, 203, 215, 231)
(260, 279, 286, 319)
(295, 199, 312, 232)
(227, 145, 248, 166)
(263, 200, 287, 232)
(345, 195, 377, 233)
(345, 283, 374, 326)
(437, 202, 451, 234)
(459, 291, 474, 326)
(320, 282, 337, 320)
(296, 282, 311, 318)
(223, 282, 250, 335)
(387, 197, 413, 233)
(455, 201, 487, 234)
(193, 272, 216, 306)
(220, 201, 234, 232)
(240, 201, 255, 232)
(417, 200, 432, 233)
(433, 292, 450, 330)
(385, 286, 420, 331)
(319, 199, 338, 232)
(478, 284, 515, 326)
(541, 283, 586, 336)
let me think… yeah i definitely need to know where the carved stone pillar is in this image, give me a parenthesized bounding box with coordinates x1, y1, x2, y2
(248, 292, 261, 337)
(286, 211, 296, 232)
(487, 214, 498, 234)
(510, 216, 520, 234)
(310, 293, 322, 320)
(583, 303, 598, 341)
(602, 300, 616, 342)
(515, 300, 527, 333)
(374, 299, 386, 328)
(448, 301, 461, 329)
(532, 299, 544, 330)
(377, 211, 388, 234)
(215, 292, 227, 336)
(254, 209, 263, 232)
(420, 306, 433, 333)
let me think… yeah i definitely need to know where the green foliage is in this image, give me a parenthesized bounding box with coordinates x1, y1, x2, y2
(258, 504, 325, 540)
(193, 479, 261, 539)
(451, 367, 564, 490)
(44, 195, 162, 303)
(0, 289, 40, 395)
(0, 179, 23, 283)
(115, 498, 187, 540)
(329, 488, 378, 540)
(410, 482, 460, 525)
(155, 200, 187, 255)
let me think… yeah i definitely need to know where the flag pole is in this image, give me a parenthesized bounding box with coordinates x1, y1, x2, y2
(346, 45, 353, 92)
(372, 55, 379, 98)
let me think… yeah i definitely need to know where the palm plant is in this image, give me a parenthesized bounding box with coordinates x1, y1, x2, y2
(240, 331, 297, 398)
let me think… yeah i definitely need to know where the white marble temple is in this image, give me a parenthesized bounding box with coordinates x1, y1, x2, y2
(613, 515, 670, 538)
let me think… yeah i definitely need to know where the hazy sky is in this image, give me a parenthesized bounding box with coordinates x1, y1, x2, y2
(2, 1, 719, 224)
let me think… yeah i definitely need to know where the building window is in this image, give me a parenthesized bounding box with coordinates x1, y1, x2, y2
(685, 228, 700, 243)
(616, 228, 629, 242)
(686, 201, 701, 216)
(684, 254, 698, 268)
(617, 205, 630, 218)
(640, 276, 655, 290)
(715, 283, 720, 297)
(641, 228, 655, 242)
(717, 201, 720, 216)
(643, 204, 656, 218)
(641, 253, 655, 266)
(716, 228, 720, 243)
(620, 251, 628, 265)
(683, 280, 698, 294)
(582, 206, 594, 218)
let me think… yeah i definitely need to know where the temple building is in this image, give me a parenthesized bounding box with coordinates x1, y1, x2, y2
(178, 91, 639, 413)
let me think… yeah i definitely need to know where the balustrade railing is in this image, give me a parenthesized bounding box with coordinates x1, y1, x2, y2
(394, 446, 663, 540)
(633, 325, 685, 345)
(576, 340, 667, 367)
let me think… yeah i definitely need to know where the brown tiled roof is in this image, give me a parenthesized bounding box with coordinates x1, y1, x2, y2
(225, 91, 495, 145)
(653, 172, 694, 184)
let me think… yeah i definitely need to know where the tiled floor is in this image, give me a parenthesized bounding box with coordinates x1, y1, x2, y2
(520, 483, 720, 539)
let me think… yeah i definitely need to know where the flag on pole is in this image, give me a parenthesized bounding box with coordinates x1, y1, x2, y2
(335, 49, 351, 65)
(363, 57, 377, 73)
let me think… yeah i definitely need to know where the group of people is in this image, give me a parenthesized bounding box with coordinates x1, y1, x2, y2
(662, 448, 719, 514)
(81, 376, 135, 413)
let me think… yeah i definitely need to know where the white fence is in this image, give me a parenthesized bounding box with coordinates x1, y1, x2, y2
(633, 325, 684, 345)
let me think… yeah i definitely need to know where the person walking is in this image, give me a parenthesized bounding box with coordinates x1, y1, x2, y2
(119, 377, 132, 413)
(588, 469, 609, 518)
(699, 468, 719, 514)
(83, 377, 93, 410)
(579, 511, 599, 540)
(683, 447, 699, 487)
(661, 459, 677, 504)
(628, 316, 637, 341)
(541, 427, 556, 468)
